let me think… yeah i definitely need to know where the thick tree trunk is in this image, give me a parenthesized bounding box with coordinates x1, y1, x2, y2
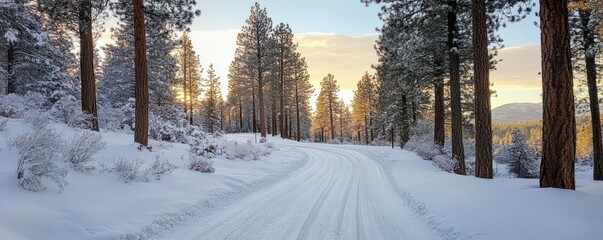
(539, 0, 575, 189)
(580, 10, 603, 181)
(133, 0, 149, 146)
(434, 58, 445, 147)
(447, 0, 465, 175)
(473, 0, 493, 179)
(6, 43, 14, 95)
(79, 1, 99, 131)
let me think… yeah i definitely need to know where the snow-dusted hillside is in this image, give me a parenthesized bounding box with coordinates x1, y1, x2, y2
(492, 102, 542, 123)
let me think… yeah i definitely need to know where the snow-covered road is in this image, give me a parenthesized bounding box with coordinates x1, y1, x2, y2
(162, 143, 440, 240)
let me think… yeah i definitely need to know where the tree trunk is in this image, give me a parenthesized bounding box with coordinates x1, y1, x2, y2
(295, 78, 301, 142)
(401, 94, 409, 147)
(239, 96, 243, 132)
(579, 10, 603, 181)
(364, 115, 369, 144)
(133, 0, 149, 146)
(447, 0, 465, 175)
(6, 43, 14, 95)
(279, 48, 286, 138)
(329, 98, 335, 140)
(539, 0, 575, 189)
(79, 1, 99, 131)
(188, 54, 193, 125)
(252, 81, 257, 133)
(472, 0, 493, 179)
(182, 41, 188, 119)
(434, 57, 445, 147)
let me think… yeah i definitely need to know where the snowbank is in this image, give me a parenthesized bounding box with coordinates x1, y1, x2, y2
(0, 119, 304, 239)
(367, 146, 603, 240)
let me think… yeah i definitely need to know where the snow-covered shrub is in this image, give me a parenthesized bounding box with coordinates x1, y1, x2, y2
(11, 126, 67, 192)
(50, 95, 91, 128)
(188, 127, 225, 158)
(327, 138, 342, 144)
(506, 130, 539, 178)
(465, 156, 476, 176)
(149, 114, 186, 143)
(432, 155, 455, 173)
(23, 109, 51, 129)
(225, 141, 271, 161)
(65, 131, 106, 173)
(98, 103, 128, 131)
(259, 137, 267, 143)
(113, 154, 177, 183)
(187, 154, 215, 173)
(0, 93, 47, 118)
(404, 134, 443, 160)
(147, 154, 178, 180)
(0, 118, 7, 131)
(113, 156, 144, 183)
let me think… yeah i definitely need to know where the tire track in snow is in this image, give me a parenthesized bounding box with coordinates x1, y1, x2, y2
(159, 142, 443, 240)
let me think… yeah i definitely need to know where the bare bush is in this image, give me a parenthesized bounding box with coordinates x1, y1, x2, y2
(65, 131, 106, 173)
(113, 156, 144, 183)
(11, 126, 67, 192)
(50, 95, 91, 129)
(187, 155, 215, 173)
(0, 118, 7, 131)
(147, 154, 178, 180)
(225, 141, 271, 161)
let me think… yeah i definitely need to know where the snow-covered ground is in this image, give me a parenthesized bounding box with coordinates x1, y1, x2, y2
(1, 118, 602, 240)
(0, 119, 304, 240)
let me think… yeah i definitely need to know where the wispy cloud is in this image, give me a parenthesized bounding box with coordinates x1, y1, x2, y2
(491, 44, 541, 89)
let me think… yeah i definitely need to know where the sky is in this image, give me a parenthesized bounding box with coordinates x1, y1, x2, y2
(104, 0, 544, 109)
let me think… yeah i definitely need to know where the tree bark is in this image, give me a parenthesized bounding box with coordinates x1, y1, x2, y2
(133, 0, 149, 146)
(472, 0, 493, 179)
(79, 1, 99, 131)
(182, 39, 188, 119)
(239, 96, 243, 132)
(539, 0, 575, 189)
(188, 53, 193, 125)
(295, 77, 301, 141)
(434, 56, 445, 147)
(279, 47, 286, 138)
(6, 43, 14, 95)
(252, 82, 257, 133)
(329, 97, 335, 140)
(447, 0, 465, 175)
(580, 10, 603, 181)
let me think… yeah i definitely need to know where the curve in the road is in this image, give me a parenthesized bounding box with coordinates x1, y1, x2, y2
(162, 143, 444, 240)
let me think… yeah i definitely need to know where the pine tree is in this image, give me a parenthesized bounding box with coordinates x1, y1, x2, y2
(569, 1, 603, 181)
(202, 64, 221, 133)
(177, 33, 202, 126)
(1, 0, 72, 101)
(237, 2, 273, 138)
(274, 23, 297, 138)
(539, 0, 576, 189)
(316, 74, 340, 140)
(507, 129, 539, 178)
(38, 0, 111, 131)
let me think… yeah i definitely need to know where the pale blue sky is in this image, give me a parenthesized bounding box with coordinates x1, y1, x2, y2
(182, 1, 544, 108)
(192, 0, 382, 34)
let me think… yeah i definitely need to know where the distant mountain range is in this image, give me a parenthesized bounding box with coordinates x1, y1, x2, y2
(491, 103, 542, 123)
